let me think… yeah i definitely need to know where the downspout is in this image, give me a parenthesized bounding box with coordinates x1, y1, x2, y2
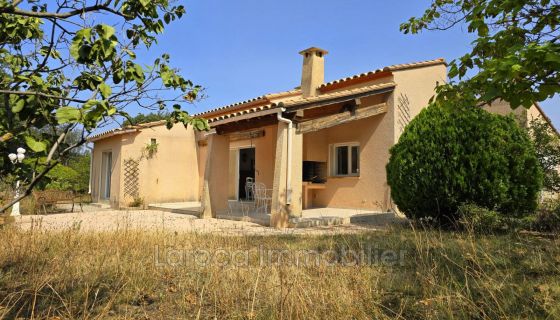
(277, 108, 292, 205)
(86, 144, 93, 194)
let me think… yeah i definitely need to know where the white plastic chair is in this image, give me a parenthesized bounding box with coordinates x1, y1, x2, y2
(245, 177, 254, 201)
(253, 182, 273, 215)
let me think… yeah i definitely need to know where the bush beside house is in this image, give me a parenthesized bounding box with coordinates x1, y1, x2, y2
(387, 104, 543, 225)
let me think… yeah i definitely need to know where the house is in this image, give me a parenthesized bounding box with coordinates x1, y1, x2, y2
(89, 47, 553, 228)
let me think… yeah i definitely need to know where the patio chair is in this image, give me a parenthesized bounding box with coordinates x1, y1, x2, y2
(245, 177, 254, 201)
(253, 182, 273, 215)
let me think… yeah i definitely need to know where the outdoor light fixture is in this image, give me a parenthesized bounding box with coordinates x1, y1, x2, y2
(8, 147, 26, 164)
(8, 147, 25, 217)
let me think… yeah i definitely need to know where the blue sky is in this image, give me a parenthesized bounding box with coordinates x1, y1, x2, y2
(131, 0, 559, 125)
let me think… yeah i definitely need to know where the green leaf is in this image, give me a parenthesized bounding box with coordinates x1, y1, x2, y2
(98, 24, 115, 38)
(24, 135, 47, 153)
(545, 52, 560, 64)
(11, 99, 25, 113)
(70, 28, 92, 60)
(56, 106, 82, 124)
(98, 83, 112, 99)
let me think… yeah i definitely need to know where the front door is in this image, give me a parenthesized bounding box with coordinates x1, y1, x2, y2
(238, 147, 255, 200)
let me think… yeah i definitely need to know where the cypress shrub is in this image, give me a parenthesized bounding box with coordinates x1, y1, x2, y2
(386, 104, 542, 223)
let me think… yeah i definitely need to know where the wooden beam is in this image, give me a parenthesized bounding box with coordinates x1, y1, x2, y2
(281, 85, 394, 112)
(208, 108, 280, 127)
(229, 129, 265, 142)
(215, 114, 278, 135)
(296, 102, 388, 134)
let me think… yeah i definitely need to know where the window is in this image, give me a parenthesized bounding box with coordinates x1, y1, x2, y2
(331, 143, 360, 176)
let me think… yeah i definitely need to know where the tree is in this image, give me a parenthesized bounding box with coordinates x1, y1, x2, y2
(528, 118, 560, 192)
(386, 105, 542, 224)
(122, 111, 169, 127)
(0, 1, 209, 212)
(401, 0, 560, 109)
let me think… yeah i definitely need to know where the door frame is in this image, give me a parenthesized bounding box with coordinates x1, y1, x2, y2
(229, 145, 255, 201)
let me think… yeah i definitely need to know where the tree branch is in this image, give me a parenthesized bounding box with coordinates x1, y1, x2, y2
(0, 4, 126, 19)
(0, 129, 87, 214)
(0, 90, 87, 103)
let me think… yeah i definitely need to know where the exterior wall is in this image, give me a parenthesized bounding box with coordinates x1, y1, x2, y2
(91, 135, 122, 208)
(216, 124, 279, 200)
(527, 104, 546, 125)
(118, 124, 199, 206)
(302, 95, 394, 211)
(484, 101, 549, 130)
(391, 64, 448, 142)
(299, 65, 446, 212)
(484, 100, 527, 125)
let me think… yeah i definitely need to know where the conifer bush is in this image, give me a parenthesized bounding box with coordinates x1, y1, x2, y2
(386, 105, 542, 224)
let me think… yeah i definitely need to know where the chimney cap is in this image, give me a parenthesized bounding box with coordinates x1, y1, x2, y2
(299, 47, 329, 56)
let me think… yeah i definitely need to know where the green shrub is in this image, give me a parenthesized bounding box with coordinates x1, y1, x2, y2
(531, 199, 560, 232)
(128, 196, 144, 208)
(387, 104, 542, 224)
(458, 203, 503, 233)
(45, 164, 79, 191)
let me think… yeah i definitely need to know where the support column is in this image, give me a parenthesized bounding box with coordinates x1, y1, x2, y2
(290, 131, 303, 216)
(271, 123, 303, 228)
(201, 133, 229, 218)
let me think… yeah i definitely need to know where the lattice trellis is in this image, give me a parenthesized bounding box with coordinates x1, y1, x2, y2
(123, 158, 140, 199)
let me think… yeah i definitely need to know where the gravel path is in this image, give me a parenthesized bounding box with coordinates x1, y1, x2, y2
(13, 210, 381, 236)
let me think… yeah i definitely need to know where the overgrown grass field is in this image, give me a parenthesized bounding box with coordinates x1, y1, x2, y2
(0, 225, 558, 319)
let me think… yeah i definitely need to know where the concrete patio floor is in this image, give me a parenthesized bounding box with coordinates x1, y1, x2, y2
(290, 207, 403, 227)
(145, 201, 404, 228)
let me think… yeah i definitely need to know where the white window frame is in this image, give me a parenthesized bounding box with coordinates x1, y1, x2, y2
(330, 142, 360, 177)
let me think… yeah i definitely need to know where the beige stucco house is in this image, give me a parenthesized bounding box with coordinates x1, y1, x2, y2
(89, 47, 554, 228)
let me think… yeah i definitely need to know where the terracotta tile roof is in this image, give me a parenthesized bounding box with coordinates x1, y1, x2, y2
(282, 82, 396, 107)
(206, 103, 278, 123)
(319, 58, 446, 89)
(206, 81, 396, 124)
(88, 120, 168, 142)
(88, 127, 139, 142)
(90, 58, 443, 140)
(193, 89, 301, 118)
(198, 58, 445, 120)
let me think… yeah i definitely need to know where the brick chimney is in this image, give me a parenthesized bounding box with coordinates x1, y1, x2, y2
(299, 47, 328, 97)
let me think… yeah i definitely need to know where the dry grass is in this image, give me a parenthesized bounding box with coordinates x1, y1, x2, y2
(0, 224, 559, 319)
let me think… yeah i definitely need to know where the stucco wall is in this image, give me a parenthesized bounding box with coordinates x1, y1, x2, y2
(391, 64, 448, 142)
(484, 101, 548, 130)
(226, 124, 279, 197)
(302, 95, 394, 211)
(117, 124, 199, 206)
(91, 135, 122, 208)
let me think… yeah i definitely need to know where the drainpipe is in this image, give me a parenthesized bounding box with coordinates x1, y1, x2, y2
(86, 144, 93, 194)
(277, 108, 292, 205)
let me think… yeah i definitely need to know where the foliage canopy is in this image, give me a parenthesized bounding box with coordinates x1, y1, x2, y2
(386, 105, 542, 223)
(0, 0, 208, 211)
(401, 0, 560, 109)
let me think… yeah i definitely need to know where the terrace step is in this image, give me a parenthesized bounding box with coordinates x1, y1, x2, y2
(148, 202, 203, 217)
(216, 213, 270, 227)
